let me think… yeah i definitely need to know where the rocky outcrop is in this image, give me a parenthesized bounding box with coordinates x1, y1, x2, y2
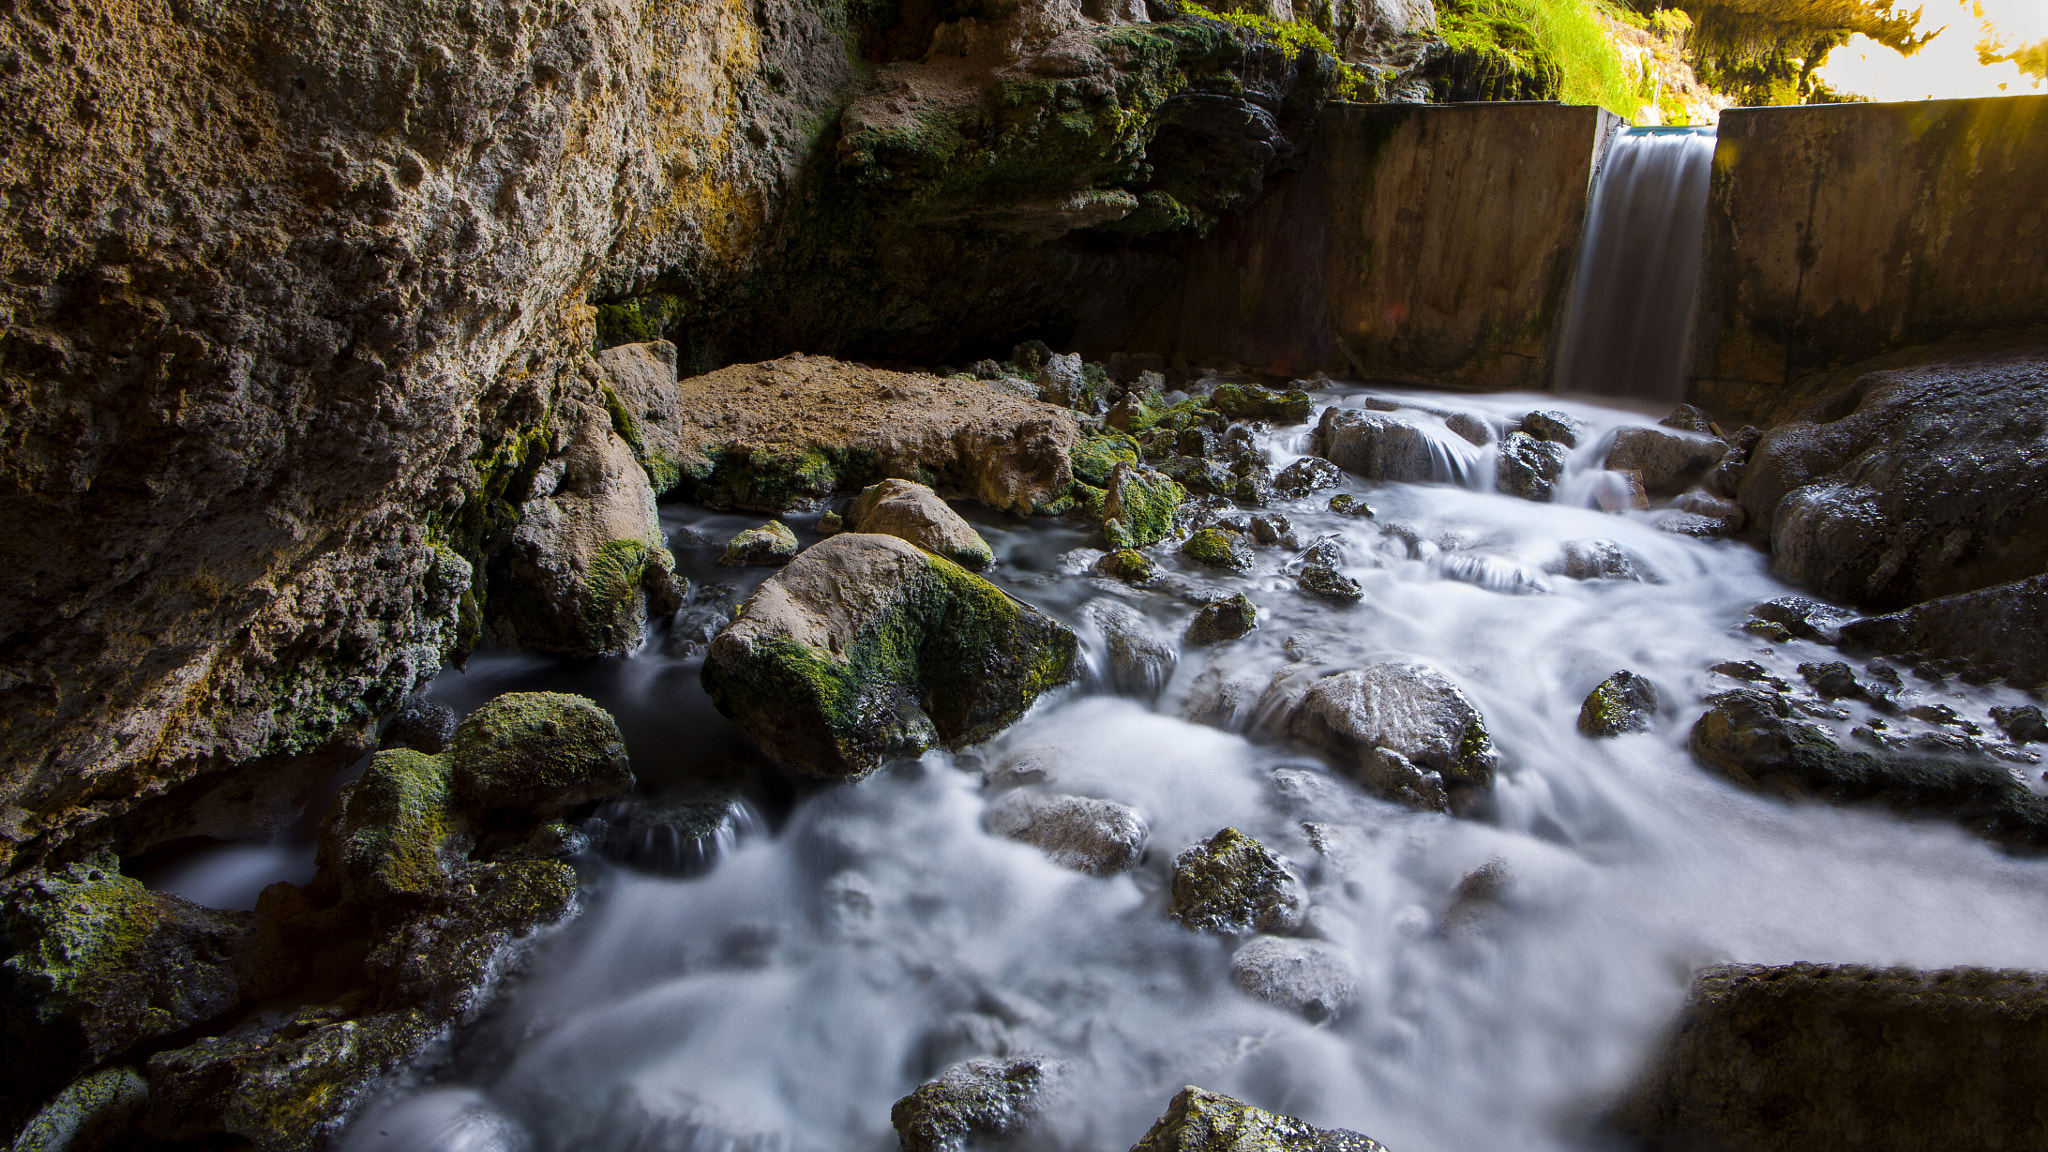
(1610, 963, 2048, 1152)
(701, 533, 1078, 778)
(1130, 1086, 1389, 1152)
(1736, 348, 2048, 612)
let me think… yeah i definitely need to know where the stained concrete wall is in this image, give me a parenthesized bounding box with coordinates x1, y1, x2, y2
(1689, 95, 2048, 416)
(1109, 102, 1620, 388)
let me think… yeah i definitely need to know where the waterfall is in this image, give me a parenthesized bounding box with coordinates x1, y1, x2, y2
(1554, 126, 1717, 403)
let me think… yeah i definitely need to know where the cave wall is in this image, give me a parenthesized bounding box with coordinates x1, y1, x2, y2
(1688, 95, 2048, 418)
(1106, 101, 1620, 387)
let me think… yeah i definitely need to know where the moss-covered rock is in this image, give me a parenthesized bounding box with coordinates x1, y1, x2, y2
(1297, 565, 1364, 603)
(1185, 593, 1259, 646)
(1071, 430, 1144, 488)
(0, 857, 295, 1131)
(445, 692, 634, 818)
(1131, 1085, 1389, 1152)
(719, 521, 801, 567)
(1103, 462, 1187, 549)
(323, 749, 463, 906)
(1207, 383, 1314, 424)
(849, 479, 995, 570)
(1579, 671, 1659, 737)
(702, 534, 1079, 779)
(1183, 528, 1253, 570)
(1097, 549, 1159, 583)
(7, 1064, 148, 1152)
(1327, 493, 1373, 518)
(891, 1056, 1064, 1152)
(1169, 828, 1304, 936)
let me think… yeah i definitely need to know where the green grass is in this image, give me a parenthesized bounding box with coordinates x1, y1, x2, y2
(1172, 4, 1377, 98)
(1439, 0, 1655, 119)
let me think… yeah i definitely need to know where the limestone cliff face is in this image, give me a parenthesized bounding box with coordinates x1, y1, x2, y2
(0, 0, 1438, 868)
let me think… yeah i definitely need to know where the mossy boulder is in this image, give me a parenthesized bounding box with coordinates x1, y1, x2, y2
(1297, 565, 1364, 603)
(1183, 528, 1253, 571)
(0, 857, 294, 1130)
(1131, 1086, 1389, 1152)
(1097, 549, 1158, 583)
(1186, 593, 1259, 646)
(702, 534, 1079, 779)
(445, 692, 634, 817)
(848, 478, 995, 570)
(1579, 671, 1659, 737)
(1206, 383, 1313, 424)
(891, 1056, 1064, 1152)
(1169, 828, 1304, 936)
(1289, 663, 1500, 815)
(323, 749, 464, 906)
(1071, 429, 1143, 488)
(718, 521, 800, 567)
(1102, 462, 1187, 549)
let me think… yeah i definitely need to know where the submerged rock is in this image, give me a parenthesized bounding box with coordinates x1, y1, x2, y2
(702, 534, 1079, 778)
(1170, 828, 1304, 936)
(1445, 411, 1493, 446)
(1495, 432, 1569, 502)
(1090, 600, 1177, 700)
(848, 479, 995, 570)
(1603, 425, 1724, 496)
(1689, 688, 2048, 847)
(1609, 963, 2048, 1152)
(1273, 457, 1343, 498)
(1230, 936, 1359, 1022)
(1314, 408, 1434, 483)
(1578, 671, 1659, 736)
(1326, 493, 1374, 518)
(1096, 549, 1158, 583)
(985, 791, 1148, 876)
(1547, 539, 1650, 582)
(1129, 1086, 1389, 1152)
(1297, 565, 1365, 603)
(1185, 593, 1259, 646)
(718, 521, 800, 567)
(892, 1056, 1064, 1152)
(1289, 664, 1500, 814)
(1837, 574, 2048, 689)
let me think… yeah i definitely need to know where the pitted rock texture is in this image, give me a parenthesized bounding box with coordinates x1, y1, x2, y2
(1131, 1085, 1389, 1152)
(1170, 827, 1304, 936)
(1289, 663, 1499, 814)
(848, 478, 995, 570)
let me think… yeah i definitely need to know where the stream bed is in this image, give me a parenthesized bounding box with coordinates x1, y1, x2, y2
(340, 384, 2048, 1152)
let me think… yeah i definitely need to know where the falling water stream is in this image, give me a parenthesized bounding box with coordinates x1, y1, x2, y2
(1554, 127, 1717, 403)
(317, 386, 2048, 1152)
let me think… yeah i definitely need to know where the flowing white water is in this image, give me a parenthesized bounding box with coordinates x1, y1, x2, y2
(336, 385, 2048, 1152)
(1554, 128, 1717, 403)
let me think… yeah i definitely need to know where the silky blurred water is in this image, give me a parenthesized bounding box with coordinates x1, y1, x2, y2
(341, 386, 2048, 1152)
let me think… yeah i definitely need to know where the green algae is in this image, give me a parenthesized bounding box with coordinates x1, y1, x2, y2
(1183, 528, 1252, 570)
(445, 692, 633, 816)
(328, 749, 458, 905)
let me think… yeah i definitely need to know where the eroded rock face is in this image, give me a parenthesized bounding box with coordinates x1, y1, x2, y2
(1609, 963, 2048, 1152)
(1130, 1086, 1389, 1152)
(1837, 575, 2048, 690)
(701, 534, 1078, 779)
(1737, 349, 2048, 611)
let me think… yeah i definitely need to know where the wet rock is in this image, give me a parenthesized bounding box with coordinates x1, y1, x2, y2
(1130, 1086, 1389, 1152)
(586, 793, 757, 876)
(1170, 828, 1305, 936)
(702, 534, 1078, 779)
(1185, 593, 1259, 647)
(489, 403, 682, 655)
(1609, 963, 2048, 1152)
(1604, 426, 1724, 496)
(1664, 489, 1746, 536)
(1837, 574, 2048, 689)
(1519, 409, 1584, 447)
(1579, 671, 1659, 736)
(848, 479, 994, 570)
(1327, 494, 1374, 518)
(1248, 513, 1298, 549)
(1348, 747, 1449, 813)
(1230, 936, 1359, 1022)
(1992, 705, 2048, 744)
(1495, 431, 1569, 502)
(379, 696, 457, 755)
(892, 1056, 1063, 1152)
(1593, 468, 1652, 512)
(1441, 857, 1511, 937)
(985, 791, 1148, 877)
(1439, 553, 1554, 596)
(1688, 688, 2048, 847)
(1103, 461, 1188, 549)
(1207, 383, 1312, 424)
(447, 692, 635, 818)
(8, 1065, 148, 1152)
(1706, 425, 1761, 499)
(665, 584, 740, 658)
(1289, 663, 1500, 814)
(1444, 412, 1493, 446)
(719, 520, 800, 567)
(1096, 549, 1157, 583)
(1184, 671, 1266, 733)
(1297, 564, 1364, 603)
(1273, 457, 1343, 498)
(1797, 661, 1861, 700)
(1735, 352, 2048, 610)
(1547, 539, 1650, 582)
(1183, 528, 1253, 571)
(1750, 595, 1855, 642)
(1658, 403, 1714, 434)
(1314, 408, 1434, 483)
(0, 858, 293, 1131)
(1090, 601, 1177, 700)
(1711, 661, 1789, 691)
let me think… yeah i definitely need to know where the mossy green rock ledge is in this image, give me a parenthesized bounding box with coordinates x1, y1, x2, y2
(1131, 1086, 1389, 1152)
(701, 533, 1079, 779)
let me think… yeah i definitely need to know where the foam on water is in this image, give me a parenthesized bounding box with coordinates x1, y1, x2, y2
(340, 387, 2048, 1152)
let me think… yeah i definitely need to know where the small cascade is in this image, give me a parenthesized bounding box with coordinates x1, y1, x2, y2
(1554, 126, 1717, 403)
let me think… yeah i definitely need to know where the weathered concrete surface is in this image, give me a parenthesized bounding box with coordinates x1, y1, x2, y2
(1611, 963, 2048, 1152)
(1689, 95, 2048, 419)
(1111, 102, 1618, 387)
